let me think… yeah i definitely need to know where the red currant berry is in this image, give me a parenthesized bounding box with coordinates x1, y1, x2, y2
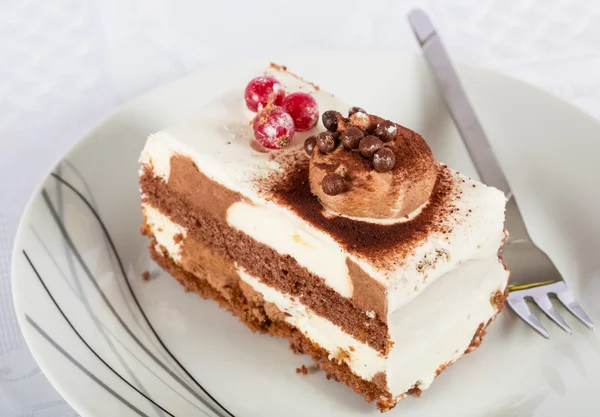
(244, 76, 285, 112)
(252, 107, 295, 149)
(281, 92, 319, 132)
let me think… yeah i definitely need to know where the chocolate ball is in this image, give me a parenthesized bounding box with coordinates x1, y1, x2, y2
(322, 173, 347, 196)
(373, 148, 396, 172)
(304, 135, 316, 156)
(348, 106, 366, 117)
(340, 127, 364, 149)
(359, 135, 383, 158)
(374, 120, 397, 142)
(316, 131, 338, 154)
(322, 110, 341, 132)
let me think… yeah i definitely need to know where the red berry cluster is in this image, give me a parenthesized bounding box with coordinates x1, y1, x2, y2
(244, 76, 319, 149)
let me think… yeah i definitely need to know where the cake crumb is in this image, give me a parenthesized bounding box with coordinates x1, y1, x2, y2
(142, 271, 151, 281)
(348, 346, 355, 352)
(408, 386, 423, 398)
(296, 365, 309, 375)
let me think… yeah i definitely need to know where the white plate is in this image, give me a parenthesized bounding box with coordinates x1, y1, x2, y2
(11, 51, 600, 417)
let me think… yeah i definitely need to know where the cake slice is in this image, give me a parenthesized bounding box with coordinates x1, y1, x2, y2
(139, 64, 509, 411)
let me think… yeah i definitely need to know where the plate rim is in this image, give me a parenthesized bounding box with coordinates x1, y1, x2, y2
(10, 50, 600, 416)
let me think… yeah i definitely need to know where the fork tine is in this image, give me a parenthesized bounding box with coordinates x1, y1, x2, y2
(506, 295, 550, 338)
(532, 294, 572, 335)
(555, 287, 595, 330)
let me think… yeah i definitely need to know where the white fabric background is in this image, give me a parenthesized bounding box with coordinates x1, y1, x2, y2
(1, 0, 599, 415)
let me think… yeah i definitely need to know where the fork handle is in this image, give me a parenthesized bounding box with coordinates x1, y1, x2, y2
(408, 9, 531, 242)
(408, 9, 512, 198)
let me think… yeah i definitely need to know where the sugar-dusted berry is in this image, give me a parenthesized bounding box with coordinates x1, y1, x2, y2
(244, 76, 285, 112)
(252, 107, 295, 149)
(281, 92, 319, 132)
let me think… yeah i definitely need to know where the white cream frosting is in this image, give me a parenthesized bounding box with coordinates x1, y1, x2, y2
(139, 65, 508, 317)
(142, 202, 508, 397)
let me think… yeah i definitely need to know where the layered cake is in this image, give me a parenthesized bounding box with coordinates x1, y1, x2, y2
(139, 64, 509, 411)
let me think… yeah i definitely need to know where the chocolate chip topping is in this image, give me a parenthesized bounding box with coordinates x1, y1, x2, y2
(322, 172, 347, 196)
(340, 127, 364, 150)
(304, 135, 316, 156)
(373, 148, 396, 172)
(359, 136, 383, 158)
(322, 110, 341, 132)
(316, 131, 338, 154)
(304, 109, 438, 220)
(348, 106, 366, 117)
(374, 120, 397, 143)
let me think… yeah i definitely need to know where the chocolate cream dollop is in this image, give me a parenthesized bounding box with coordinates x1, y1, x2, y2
(307, 109, 437, 220)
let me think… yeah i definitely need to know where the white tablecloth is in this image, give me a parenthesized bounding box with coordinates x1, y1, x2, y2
(1, 0, 599, 415)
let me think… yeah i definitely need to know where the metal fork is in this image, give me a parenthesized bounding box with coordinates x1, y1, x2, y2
(408, 9, 595, 338)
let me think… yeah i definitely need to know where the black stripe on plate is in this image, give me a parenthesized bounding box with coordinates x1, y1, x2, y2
(23, 250, 178, 417)
(41, 188, 222, 417)
(29, 225, 203, 416)
(26, 315, 149, 417)
(49, 172, 235, 417)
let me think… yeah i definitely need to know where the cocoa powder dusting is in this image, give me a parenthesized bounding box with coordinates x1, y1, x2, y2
(266, 159, 455, 262)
